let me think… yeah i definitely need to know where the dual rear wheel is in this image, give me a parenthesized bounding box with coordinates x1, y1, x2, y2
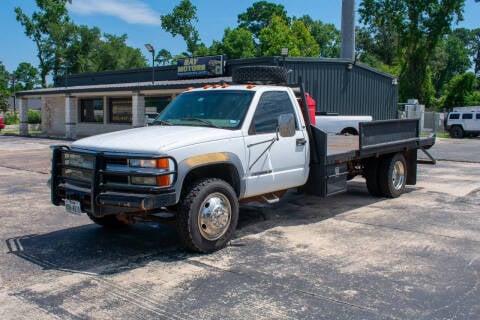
(365, 153, 407, 198)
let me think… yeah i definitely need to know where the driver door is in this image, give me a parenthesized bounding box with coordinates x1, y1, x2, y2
(243, 91, 309, 197)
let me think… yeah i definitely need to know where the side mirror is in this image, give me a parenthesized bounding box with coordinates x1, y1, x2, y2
(278, 113, 295, 137)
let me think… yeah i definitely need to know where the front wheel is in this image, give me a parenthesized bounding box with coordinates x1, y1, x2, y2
(450, 126, 464, 138)
(176, 178, 239, 253)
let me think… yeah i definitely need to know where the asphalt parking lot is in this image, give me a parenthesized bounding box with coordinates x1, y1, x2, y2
(0, 135, 479, 319)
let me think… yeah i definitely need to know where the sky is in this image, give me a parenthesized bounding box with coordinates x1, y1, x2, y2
(1, 0, 480, 74)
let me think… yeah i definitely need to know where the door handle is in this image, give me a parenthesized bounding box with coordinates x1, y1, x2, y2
(296, 138, 307, 146)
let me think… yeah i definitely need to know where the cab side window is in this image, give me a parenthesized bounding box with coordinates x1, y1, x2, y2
(462, 113, 473, 119)
(250, 91, 298, 135)
(449, 113, 460, 120)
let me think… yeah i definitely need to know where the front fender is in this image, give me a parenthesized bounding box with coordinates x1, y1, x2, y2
(174, 152, 245, 203)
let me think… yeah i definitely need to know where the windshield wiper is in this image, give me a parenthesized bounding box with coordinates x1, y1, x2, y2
(153, 119, 173, 126)
(180, 118, 220, 128)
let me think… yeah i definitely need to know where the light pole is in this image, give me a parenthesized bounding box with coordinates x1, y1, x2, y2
(11, 75, 16, 113)
(59, 57, 68, 87)
(280, 47, 289, 66)
(145, 43, 155, 84)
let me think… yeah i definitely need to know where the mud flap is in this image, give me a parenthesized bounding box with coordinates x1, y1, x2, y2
(406, 150, 417, 185)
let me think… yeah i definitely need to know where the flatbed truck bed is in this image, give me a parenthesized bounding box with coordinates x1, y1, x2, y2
(306, 118, 435, 197)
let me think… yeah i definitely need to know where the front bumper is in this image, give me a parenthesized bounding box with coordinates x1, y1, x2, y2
(51, 146, 177, 216)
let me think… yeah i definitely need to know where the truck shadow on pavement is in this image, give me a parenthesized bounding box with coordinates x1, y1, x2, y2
(6, 181, 414, 276)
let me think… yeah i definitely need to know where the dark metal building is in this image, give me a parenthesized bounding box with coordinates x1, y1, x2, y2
(56, 56, 398, 120)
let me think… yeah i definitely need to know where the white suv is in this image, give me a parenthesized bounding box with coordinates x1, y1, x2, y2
(445, 108, 480, 138)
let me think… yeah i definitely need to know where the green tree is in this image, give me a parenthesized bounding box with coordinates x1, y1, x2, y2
(453, 28, 480, 76)
(443, 72, 477, 109)
(359, 0, 403, 66)
(219, 28, 256, 59)
(0, 62, 10, 112)
(155, 49, 173, 66)
(15, 0, 73, 87)
(359, 0, 465, 107)
(297, 15, 340, 58)
(238, 1, 290, 40)
(13, 62, 41, 91)
(473, 29, 480, 76)
(465, 92, 480, 106)
(92, 34, 147, 71)
(290, 19, 321, 57)
(64, 25, 102, 73)
(61, 26, 147, 73)
(161, 0, 200, 56)
(259, 16, 319, 57)
(431, 34, 471, 94)
(259, 16, 295, 56)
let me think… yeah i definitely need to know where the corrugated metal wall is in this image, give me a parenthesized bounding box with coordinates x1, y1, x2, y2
(285, 59, 398, 120)
(228, 57, 398, 120)
(55, 57, 398, 120)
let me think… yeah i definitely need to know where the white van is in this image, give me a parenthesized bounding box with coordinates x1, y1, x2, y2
(445, 106, 480, 138)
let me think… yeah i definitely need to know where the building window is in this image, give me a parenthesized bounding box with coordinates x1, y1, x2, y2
(109, 98, 132, 123)
(80, 98, 104, 123)
(145, 96, 172, 114)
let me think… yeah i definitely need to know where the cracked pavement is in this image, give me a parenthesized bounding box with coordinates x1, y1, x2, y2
(0, 135, 479, 319)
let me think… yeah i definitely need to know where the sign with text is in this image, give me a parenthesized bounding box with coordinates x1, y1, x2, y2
(177, 55, 224, 78)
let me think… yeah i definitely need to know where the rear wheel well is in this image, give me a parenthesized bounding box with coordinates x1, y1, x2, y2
(340, 127, 358, 135)
(181, 163, 241, 197)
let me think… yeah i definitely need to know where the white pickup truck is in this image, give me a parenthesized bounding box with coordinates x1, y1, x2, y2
(315, 114, 372, 135)
(51, 66, 435, 253)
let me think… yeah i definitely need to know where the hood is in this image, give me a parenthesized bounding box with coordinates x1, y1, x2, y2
(72, 125, 242, 154)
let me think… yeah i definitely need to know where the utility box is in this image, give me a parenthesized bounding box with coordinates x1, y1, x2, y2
(434, 113, 445, 133)
(405, 99, 425, 133)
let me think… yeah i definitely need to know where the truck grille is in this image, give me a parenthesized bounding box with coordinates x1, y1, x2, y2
(51, 146, 177, 209)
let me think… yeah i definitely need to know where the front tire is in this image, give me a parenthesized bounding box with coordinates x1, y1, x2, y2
(177, 178, 239, 253)
(450, 126, 464, 138)
(378, 153, 407, 198)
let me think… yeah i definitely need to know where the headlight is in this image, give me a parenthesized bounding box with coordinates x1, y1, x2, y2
(128, 158, 170, 169)
(129, 159, 157, 168)
(131, 176, 158, 185)
(62, 168, 93, 181)
(128, 158, 174, 187)
(63, 153, 94, 169)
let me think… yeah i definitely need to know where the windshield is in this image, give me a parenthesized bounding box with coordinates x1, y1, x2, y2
(154, 90, 255, 129)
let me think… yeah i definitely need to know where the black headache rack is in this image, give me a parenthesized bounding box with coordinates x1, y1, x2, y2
(306, 118, 436, 198)
(51, 146, 178, 216)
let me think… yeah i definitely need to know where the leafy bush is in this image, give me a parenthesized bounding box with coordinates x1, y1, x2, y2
(4, 112, 19, 125)
(443, 72, 478, 109)
(28, 109, 41, 124)
(465, 91, 480, 106)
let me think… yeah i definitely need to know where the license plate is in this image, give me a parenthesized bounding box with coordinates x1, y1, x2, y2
(65, 199, 82, 215)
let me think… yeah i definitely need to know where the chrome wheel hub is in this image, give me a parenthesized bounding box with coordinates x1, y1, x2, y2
(198, 193, 232, 241)
(392, 160, 405, 190)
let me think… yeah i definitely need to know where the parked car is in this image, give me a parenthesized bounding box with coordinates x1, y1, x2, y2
(0, 116, 5, 131)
